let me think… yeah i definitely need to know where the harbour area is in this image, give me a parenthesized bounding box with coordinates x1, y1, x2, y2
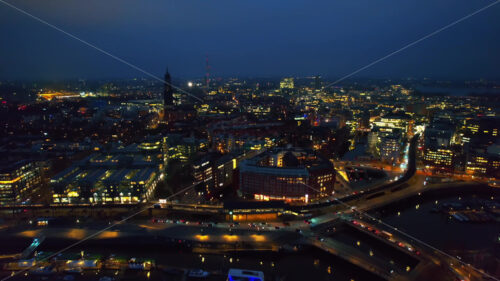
(431, 199, 500, 223)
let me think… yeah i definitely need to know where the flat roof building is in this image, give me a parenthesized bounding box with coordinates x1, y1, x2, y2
(51, 145, 161, 204)
(239, 148, 335, 203)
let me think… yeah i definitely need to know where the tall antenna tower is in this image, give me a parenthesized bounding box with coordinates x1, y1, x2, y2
(205, 54, 210, 89)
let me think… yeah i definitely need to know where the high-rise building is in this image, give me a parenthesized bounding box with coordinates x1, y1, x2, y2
(423, 121, 456, 172)
(380, 134, 402, 163)
(163, 68, 174, 107)
(367, 129, 379, 155)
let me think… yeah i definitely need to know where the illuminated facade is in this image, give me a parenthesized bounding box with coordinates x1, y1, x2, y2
(372, 112, 411, 135)
(279, 77, 294, 89)
(367, 130, 379, 155)
(465, 152, 500, 176)
(368, 128, 403, 162)
(464, 118, 499, 138)
(423, 148, 454, 170)
(423, 121, 456, 171)
(192, 154, 237, 195)
(51, 145, 162, 204)
(239, 148, 335, 202)
(379, 135, 402, 163)
(164, 135, 206, 163)
(37, 91, 81, 101)
(0, 161, 43, 205)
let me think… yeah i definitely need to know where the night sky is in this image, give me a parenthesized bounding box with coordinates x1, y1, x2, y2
(0, 0, 499, 80)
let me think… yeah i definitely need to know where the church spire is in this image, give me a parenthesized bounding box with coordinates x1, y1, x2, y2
(163, 67, 173, 107)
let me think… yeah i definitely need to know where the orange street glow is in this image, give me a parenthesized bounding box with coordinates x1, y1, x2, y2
(98, 231, 120, 239)
(66, 229, 86, 240)
(250, 234, 266, 242)
(223, 235, 239, 242)
(18, 230, 40, 238)
(194, 234, 210, 241)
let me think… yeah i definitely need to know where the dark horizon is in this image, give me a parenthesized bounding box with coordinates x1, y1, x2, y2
(2, 75, 500, 84)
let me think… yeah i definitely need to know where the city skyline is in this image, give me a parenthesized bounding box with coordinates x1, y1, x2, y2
(0, 1, 499, 281)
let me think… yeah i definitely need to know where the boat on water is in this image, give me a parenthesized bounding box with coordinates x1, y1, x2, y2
(227, 268, 264, 281)
(127, 257, 154, 270)
(65, 259, 99, 270)
(128, 258, 144, 270)
(188, 269, 210, 278)
(128, 263, 144, 270)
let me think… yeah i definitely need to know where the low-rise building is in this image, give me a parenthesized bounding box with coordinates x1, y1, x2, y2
(51, 149, 162, 204)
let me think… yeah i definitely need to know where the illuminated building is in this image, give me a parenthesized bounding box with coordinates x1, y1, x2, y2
(466, 154, 488, 175)
(368, 128, 402, 162)
(369, 111, 413, 161)
(424, 148, 454, 169)
(423, 121, 456, 171)
(207, 118, 283, 153)
(37, 91, 81, 101)
(0, 160, 43, 205)
(279, 77, 294, 89)
(137, 138, 162, 151)
(239, 148, 335, 202)
(193, 159, 212, 189)
(372, 112, 411, 136)
(379, 134, 402, 163)
(465, 150, 500, 176)
(164, 135, 206, 163)
(192, 153, 237, 195)
(465, 117, 499, 138)
(51, 146, 162, 204)
(224, 200, 288, 221)
(367, 130, 379, 155)
(243, 105, 272, 117)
